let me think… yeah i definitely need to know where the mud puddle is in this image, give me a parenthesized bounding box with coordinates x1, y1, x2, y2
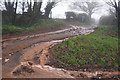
(3, 39, 71, 78)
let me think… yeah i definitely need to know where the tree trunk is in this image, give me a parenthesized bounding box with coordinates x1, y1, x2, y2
(44, 2, 55, 18)
(88, 13, 92, 24)
(22, 2, 25, 14)
(4, 0, 17, 25)
(118, 1, 120, 28)
(27, 0, 32, 15)
(118, 1, 120, 38)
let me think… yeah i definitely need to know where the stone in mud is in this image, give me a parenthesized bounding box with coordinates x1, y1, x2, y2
(12, 69, 21, 76)
(28, 61, 33, 66)
(70, 73, 79, 77)
(79, 73, 87, 78)
(96, 73, 103, 78)
(61, 69, 67, 74)
(4, 58, 9, 62)
(33, 54, 40, 64)
(39, 49, 43, 54)
(21, 65, 34, 73)
(12, 65, 34, 76)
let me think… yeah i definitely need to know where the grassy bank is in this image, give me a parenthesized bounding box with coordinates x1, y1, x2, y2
(50, 25, 119, 70)
(2, 19, 65, 34)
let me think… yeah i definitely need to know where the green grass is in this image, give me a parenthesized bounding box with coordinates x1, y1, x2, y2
(2, 19, 65, 34)
(53, 25, 119, 69)
(2, 25, 25, 34)
(32, 19, 65, 28)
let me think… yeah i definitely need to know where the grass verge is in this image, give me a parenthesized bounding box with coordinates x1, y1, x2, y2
(2, 19, 65, 34)
(50, 25, 119, 70)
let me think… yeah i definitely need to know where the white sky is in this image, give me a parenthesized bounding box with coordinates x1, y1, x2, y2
(51, 0, 111, 20)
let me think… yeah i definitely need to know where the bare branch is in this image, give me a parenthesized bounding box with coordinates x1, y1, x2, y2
(70, 1, 100, 19)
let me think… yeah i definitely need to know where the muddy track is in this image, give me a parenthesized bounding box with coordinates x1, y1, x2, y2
(2, 25, 119, 79)
(2, 26, 78, 56)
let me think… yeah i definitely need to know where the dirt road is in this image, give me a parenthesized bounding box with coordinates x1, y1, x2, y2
(2, 25, 119, 79)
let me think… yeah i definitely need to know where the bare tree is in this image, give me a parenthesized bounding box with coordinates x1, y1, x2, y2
(71, 1, 100, 21)
(118, 1, 120, 22)
(33, 0, 42, 14)
(4, 0, 18, 24)
(44, 0, 61, 18)
(27, 0, 32, 14)
(118, 1, 120, 29)
(105, 0, 119, 27)
(22, 2, 25, 14)
(105, 0, 118, 18)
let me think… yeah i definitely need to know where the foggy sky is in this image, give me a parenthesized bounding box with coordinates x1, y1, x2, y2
(51, 0, 111, 20)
